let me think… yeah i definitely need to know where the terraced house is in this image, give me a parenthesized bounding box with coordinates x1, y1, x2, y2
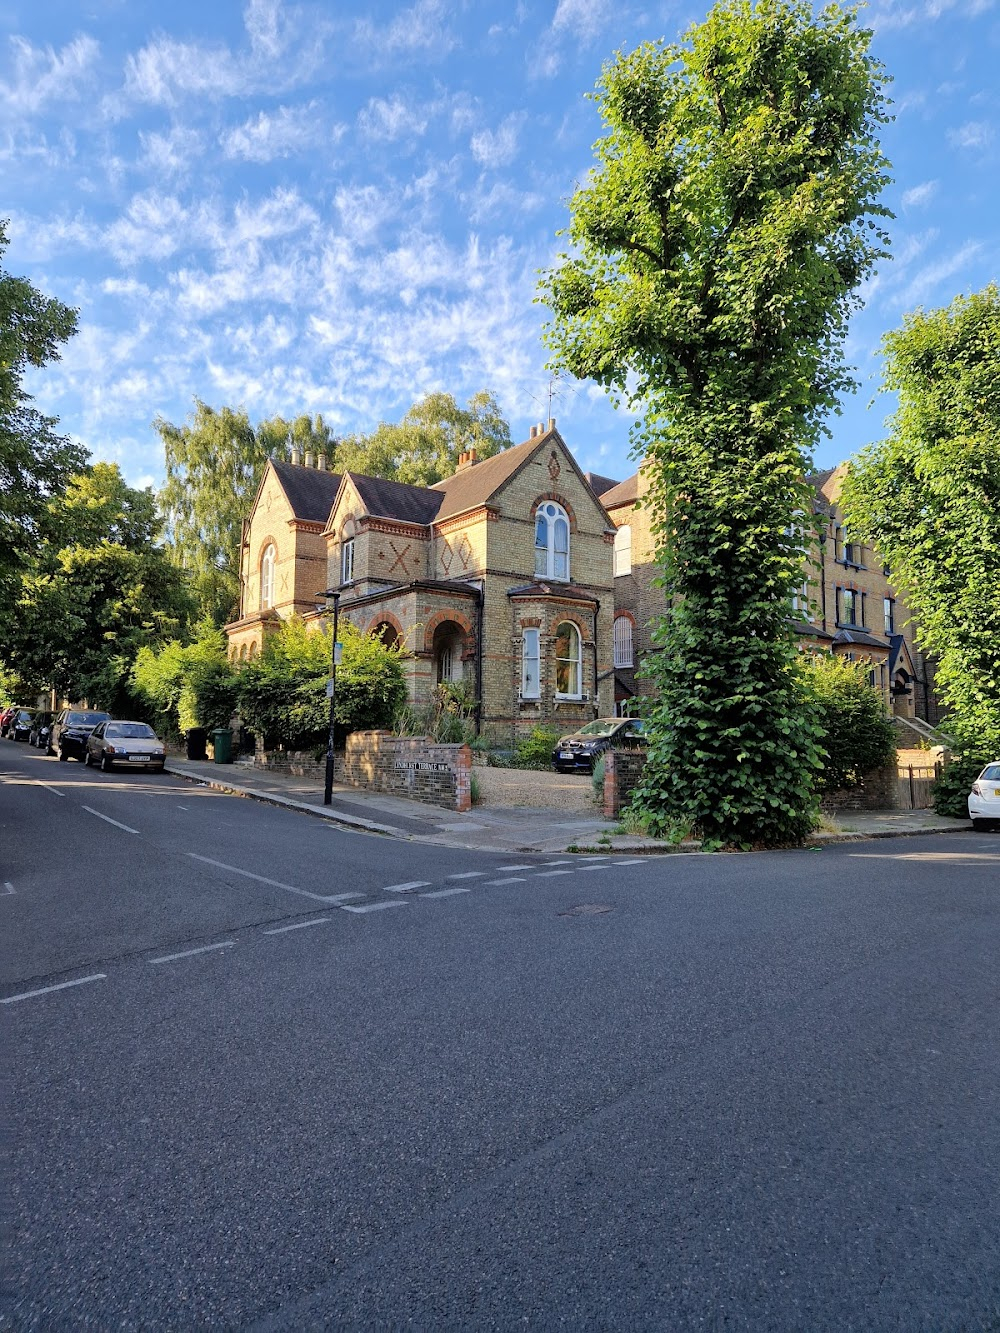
(225, 422, 618, 742)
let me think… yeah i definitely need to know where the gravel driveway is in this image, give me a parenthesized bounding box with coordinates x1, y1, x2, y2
(472, 764, 597, 810)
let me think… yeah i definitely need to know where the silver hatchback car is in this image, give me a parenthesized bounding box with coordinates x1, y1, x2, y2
(85, 720, 167, 772)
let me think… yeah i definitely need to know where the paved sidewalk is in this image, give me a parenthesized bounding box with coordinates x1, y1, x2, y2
(164, 754, 974, 854)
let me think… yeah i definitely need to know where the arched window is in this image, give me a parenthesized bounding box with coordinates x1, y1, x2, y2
(613, 615, 633, 668)
(373, 621, 399, 649)
(260, 544, 276, 610)
(613, 524, 632, 576)
(554, 621, 582, 698)
(534, 501, 570, 581)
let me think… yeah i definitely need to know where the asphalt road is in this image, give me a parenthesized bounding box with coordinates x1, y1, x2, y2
(2, 738, 999, 1330)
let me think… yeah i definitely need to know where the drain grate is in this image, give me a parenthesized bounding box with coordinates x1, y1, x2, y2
(558, 903, 613, 917)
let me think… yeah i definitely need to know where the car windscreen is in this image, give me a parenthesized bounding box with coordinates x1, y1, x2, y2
(68, 712, 109, 726)
(107, 723, 156, 739)
(981, 764, 1000, 781)
(575, 721, 622, 737)
(16, 710, 33, 722)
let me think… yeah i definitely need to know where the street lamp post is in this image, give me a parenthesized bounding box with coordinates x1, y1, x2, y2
(321, 588, 341, 806)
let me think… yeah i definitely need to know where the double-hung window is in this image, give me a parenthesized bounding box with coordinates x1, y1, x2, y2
(259, 544, 276, 610)
(884, 597, 895, 635)
(534, 502, 570, 581)
(613, 524, 632, 576)
(554, 621, 582, 698)
(613, 615, 633, 668)
(521, 629, 540, 699)
(341, 538, 355, 586)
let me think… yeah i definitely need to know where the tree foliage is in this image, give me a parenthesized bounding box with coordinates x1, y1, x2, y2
(0, 219, 87, 605)
(803, 653, 897, 792)
(156, 401, 337, 627)
(842, 286, 1000, 764)
(132, 624, 236, 736)
(8, 463, 195, 712)
(541, 0, 891, 847)
(336, 391, 511, 486)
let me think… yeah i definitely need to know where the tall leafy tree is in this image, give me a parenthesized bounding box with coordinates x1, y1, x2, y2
(842, 285, 1000, 762)
(336, 391, 511, 486)
(10, 463, 195, 711)
(540, 0, 891, 847)
(0, 219, 86, 605)
(156, 403, 336, 626)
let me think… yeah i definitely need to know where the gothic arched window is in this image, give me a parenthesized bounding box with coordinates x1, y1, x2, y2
(260, 544, 276, 610)
(534, 501, 570, 581)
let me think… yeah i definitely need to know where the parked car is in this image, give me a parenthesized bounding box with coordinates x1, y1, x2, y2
(85, 720, 166, 772)
(968, 761, 1000, 830)
(7, 708, 35, 742)
(29, 712, 53, 749)
(552, 717, 648, 774)
(49, 708, 112, 761)
(0, 705, 18, 737)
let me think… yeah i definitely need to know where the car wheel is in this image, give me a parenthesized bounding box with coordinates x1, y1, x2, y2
(971, 817, 985, 831)
(77, 749, 87, 763)
(101, 754, 112, 772)
(58, 747, 68, 761)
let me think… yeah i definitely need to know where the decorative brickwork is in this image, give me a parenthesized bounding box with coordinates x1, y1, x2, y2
(343, 731, 472, 811)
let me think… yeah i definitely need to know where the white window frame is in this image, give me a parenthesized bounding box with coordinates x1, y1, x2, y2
(613, 524, 632, 577)
(521, 628, 540, 699)
(259, 544, 276, 610)
(534, 501, 570, 581)
(341, 537, 355, 586)
(613, 615, 634, 668)
(554, 621, 582, 699)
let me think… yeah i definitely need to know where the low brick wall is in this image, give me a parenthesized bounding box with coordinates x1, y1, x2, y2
(602, 749, 648, 818)
(255, 750, 340, 779)
(343, 731, 472, 813)
(820, 765, 900, 812)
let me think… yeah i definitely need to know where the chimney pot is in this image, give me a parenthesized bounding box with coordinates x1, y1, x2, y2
(548, 417, 556, 431)
(305, 451, 316, 468)
(290, 446, 302, 466)
(316, 454, 327, 471)
(529, 425, 537, 439)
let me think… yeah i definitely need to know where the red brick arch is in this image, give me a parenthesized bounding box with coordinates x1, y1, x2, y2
(531, 493, 578, 532)
(366, 611, 405, 646)
(548, 610, 589, 639)
(422, 609, 473, 655)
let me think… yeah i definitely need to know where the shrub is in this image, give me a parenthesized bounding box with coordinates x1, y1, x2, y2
(515, 725, 560, 769)
(591, 753, 606, 801)
(802, 653, 897, 793)
(933, 750, 990, 818)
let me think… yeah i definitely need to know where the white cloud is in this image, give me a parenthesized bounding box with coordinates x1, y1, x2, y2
(551, 0, 613, 40)
(105, 191, 189, 264)
(221, 103, 333, 160)
(901, 180, 938, 207)
(138, 126, 203, 178)
(899, 240, 983, 305)
(354, 0, 455, 57)
(124, 36, 248, 106)
(359, 94, 429, 141)
(470, 112, 525, 168)
(334, 184, 399, 243)
(0, 34, 100, 116)
(947, 120, 995, 149)
(244, 0, 289, 59)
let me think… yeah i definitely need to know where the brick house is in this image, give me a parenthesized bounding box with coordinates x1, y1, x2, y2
(225, 422, 618, 741)
(602, 462, 936, 721)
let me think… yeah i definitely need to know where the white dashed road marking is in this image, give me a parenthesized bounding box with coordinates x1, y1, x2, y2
(447, 871, 485, 880)
(2, 881, 14, 895)
(187, 853, 361, 904)
(34, 780, 65, 798)
(614, 859, 646, 866)
(420, 887, 472, 899)
(581, 864, 613, 872)
(82, 806, 140, 834)
(535, 870, 574, 878)
(341, 901, 409, 915)
(539, 860, 571, 866)
(382, 881, 431, 893)
(2, 974, 107, 1005)
(150, 942, 234, 965)
(263, 918, 331, 935)
(483, 877, 527, 886)
(498, 864, 535, 872)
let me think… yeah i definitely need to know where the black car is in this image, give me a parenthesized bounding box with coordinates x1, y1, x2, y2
(552, 717, 648, 774)
(29, 711, 53, 748)
(49, 708, 112, 761)
(8, 708, 35, 742)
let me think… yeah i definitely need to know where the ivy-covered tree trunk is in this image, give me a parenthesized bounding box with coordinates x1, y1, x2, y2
(540, 0, 892, 847)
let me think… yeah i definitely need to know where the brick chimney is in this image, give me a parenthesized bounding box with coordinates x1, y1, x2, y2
(456, 447, 478, 472)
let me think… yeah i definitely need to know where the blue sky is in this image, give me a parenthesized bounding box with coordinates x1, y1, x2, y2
(3, 0, 998, 492)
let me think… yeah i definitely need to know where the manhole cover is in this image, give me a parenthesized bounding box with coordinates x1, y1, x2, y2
(558, 904, 613, 917)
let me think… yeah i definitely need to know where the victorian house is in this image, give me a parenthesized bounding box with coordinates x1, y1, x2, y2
(601, 462, 936, 722)
(225, 422, 618, 741)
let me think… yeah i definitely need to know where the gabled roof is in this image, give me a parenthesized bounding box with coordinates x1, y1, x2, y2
(430, 431, 551, 522)
(342, 472, 443, 526)
(584, 471, 621, 497)
(271, 459, 342, 523)
(600, 473, 639, 510)
(832, 628, 891, 651)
